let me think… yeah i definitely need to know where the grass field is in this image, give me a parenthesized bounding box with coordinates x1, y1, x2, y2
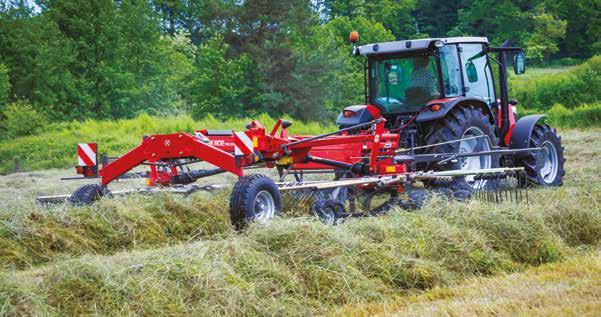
(0, 128, 600, 316)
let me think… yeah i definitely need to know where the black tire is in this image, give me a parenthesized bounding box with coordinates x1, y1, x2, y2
(229, 174, 282, 230)
(405, 188, 429, 210)
(312, 199, 345, 225)
(422, 105, 498, 191)
(359, 189, 398, 215)
(517, 123, 565, 186)
(68, 184, 108, 205)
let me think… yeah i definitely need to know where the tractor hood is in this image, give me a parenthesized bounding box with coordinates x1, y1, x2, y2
(358, 37, 488, 56)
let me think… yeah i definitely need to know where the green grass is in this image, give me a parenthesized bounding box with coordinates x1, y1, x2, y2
(0, 129, 599, 316)
(0, 113, 335, 175)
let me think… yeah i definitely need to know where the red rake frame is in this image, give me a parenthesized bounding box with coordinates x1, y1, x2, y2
(96, 119, 407, 190)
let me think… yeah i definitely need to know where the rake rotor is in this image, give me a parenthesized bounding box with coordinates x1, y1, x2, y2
(471, 170, 528, 204)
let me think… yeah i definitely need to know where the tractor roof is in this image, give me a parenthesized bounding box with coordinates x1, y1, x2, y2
(358, 37, 488, 56)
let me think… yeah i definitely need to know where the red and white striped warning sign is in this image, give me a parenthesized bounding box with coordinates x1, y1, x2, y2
(77, 143, 97, 166)
(233, 131, 254, 156)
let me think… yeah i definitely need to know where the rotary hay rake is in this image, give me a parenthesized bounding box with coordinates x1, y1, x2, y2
(38, 118, 533, 228)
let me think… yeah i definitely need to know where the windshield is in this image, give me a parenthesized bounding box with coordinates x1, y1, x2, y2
(369, 55, 441, 113)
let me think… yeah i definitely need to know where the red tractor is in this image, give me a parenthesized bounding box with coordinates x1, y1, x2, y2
(39, 33, 564, 228)
(340, 33, 564, 190)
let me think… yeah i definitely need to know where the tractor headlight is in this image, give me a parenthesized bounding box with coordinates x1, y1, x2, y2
(434, 40, 445, 48)
(343, 110, 355, 118)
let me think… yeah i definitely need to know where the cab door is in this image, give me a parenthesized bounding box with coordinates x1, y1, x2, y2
(458, 43, 496, 105)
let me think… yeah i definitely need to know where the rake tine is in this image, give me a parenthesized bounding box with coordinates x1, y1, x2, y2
(524, 173, 529, 204)
(504, 175, 509, 203)
(494, 175, 499, 203)
(496, 177, 501, 203)
(507, 176, 517, 203)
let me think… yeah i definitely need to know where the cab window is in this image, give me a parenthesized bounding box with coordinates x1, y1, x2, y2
(439, 44, 462, 97)
(370, 55, 440, 113)
(459, 43, 495, 104)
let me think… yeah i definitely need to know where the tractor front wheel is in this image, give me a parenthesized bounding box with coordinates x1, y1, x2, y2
(229, 174, 282, 230)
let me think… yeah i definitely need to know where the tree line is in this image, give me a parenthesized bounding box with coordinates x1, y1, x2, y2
(0, 0, 598, 126)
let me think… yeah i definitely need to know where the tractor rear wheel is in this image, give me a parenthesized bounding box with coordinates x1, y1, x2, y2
(229, 174, 282, 230)
(518, 123, 565, 186)
(423, 105, 498, 191)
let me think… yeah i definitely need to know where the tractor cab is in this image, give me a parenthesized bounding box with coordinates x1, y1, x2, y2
(365, 37, 494, 114)
(337, 34, 526, 148)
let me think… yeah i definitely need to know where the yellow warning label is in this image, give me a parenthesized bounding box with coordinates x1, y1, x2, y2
(385, 166, 396, 173)
(252, 136, 258, 147)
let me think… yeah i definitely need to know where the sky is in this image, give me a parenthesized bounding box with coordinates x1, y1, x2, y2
(2, 0, 41, 13)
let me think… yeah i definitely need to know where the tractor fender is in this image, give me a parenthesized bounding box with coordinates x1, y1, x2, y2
(509, 114, 547, 149)
(415, 97, 495, 124)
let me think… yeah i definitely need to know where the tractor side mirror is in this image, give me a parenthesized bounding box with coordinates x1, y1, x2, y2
(466, 62, 478, 83)
(513, 51, 526, 75)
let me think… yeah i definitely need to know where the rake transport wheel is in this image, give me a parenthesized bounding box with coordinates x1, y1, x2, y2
(423, 105, 498, 191)
(68, 184, 109, 205)
(312, 199, 345, 225)
(229, 174, 282, 230)
(518, 123, 565, 186)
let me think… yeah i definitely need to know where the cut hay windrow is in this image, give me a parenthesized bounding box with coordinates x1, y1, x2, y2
(0, 192, 233, 270)
(1, 184, 600, 316)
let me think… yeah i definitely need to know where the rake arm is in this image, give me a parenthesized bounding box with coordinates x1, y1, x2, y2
(100, 133, 242, 186)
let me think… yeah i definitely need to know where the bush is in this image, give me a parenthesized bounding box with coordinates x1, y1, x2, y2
(546, 103, 601, 128)
(548, 57, 583, 67)
(509, 55, 601, 110)
(1, 101, 48, 139)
